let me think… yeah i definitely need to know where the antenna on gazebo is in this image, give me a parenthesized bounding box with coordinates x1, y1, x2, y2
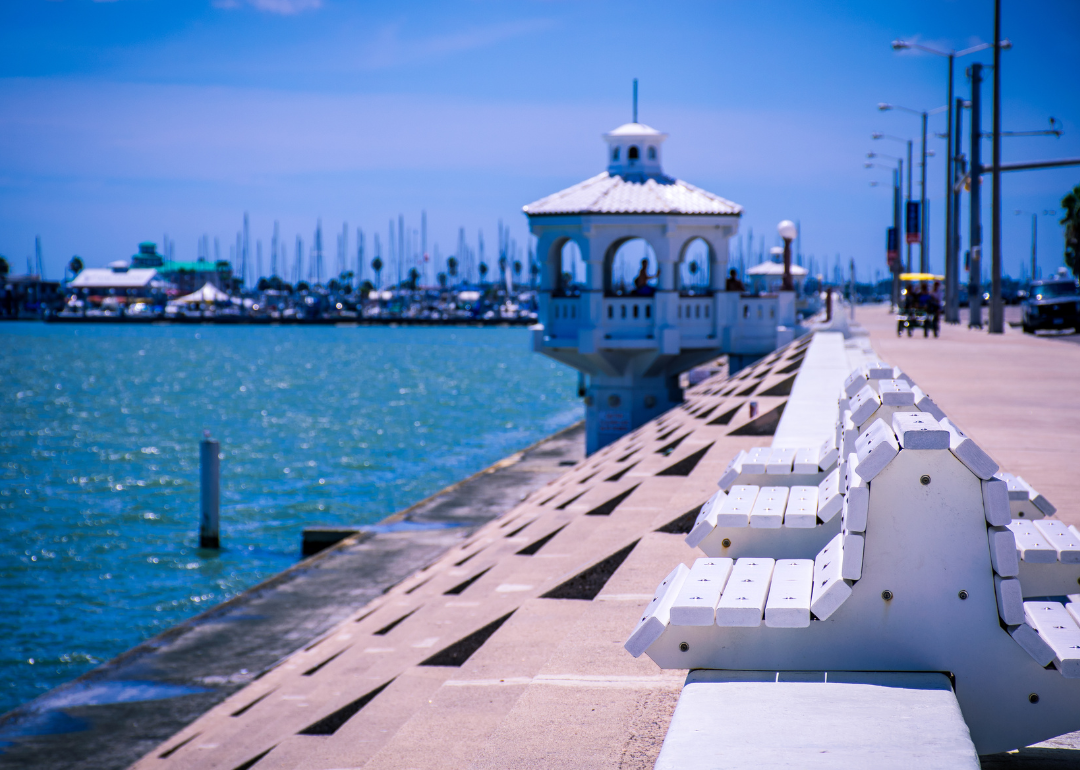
(632, 79, 638, 123)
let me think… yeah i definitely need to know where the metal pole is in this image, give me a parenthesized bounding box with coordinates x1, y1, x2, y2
(200, 432, 220, 549)
(989, 0, 1004, 333)
(920, 111, 929, 273)
(906, 140, 913, 272)
(944, 54, 955, 317)
(1032, 213, 1037, 281)
(894, 166, 902, 309)
(948, 96, 964, 324)
(969, 63, 983, 329)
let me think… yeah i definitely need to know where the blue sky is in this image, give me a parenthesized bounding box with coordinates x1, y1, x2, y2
(1, 0, 1077, 283)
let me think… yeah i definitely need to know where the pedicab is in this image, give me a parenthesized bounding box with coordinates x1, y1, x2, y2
(896, 272, 943, 337)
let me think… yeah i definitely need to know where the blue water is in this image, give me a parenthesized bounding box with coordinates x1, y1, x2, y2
(0, 323, 582, 714)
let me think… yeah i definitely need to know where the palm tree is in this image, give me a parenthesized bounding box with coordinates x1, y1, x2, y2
(371, 256, 383, 288)
(0, 255, 9, 278)
(1062, 184, 1080, 278)
(513, 260, 522, 282)
(68, 256, 84, 276)
(447, 256, 458, 281)
(407, 267, 420, 290)
(478, 262, 489, 284)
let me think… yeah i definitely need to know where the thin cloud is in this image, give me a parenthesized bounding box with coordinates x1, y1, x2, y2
(360, 18, 556, 70)
(212, 0, 323, 15)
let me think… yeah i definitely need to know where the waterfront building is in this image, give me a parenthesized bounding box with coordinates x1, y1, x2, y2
(133, 242, 235, 294)
(525, 120, 795, 453)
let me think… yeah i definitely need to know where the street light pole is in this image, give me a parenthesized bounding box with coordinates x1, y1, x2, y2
(943, 53, 956, 317)
(969, 62, 984, 329)
(907, 139, 913, 273)
(990, 0, 1004, 334)
(950, 96, 965, 323)
(920, 111, 929, 272)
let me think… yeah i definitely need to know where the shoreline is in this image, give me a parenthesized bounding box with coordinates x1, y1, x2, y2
(0, 420, 585, 769)
(24, 316, 536, 327)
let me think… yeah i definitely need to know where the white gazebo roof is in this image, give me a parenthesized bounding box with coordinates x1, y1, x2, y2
(70, 267, 159, 289)
(746, 261, 809, 277)
(174, 282, 231, 303)
(523, 172, 743, 217)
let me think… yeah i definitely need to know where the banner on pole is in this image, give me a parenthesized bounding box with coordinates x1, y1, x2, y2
(906, 201, 921, 244)
(887, 227, 900, 270)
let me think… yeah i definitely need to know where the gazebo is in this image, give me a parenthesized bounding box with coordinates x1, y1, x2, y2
(524, 119, 753, 452)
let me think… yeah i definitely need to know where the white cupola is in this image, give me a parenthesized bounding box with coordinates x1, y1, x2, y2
(603, 122, 668, 180)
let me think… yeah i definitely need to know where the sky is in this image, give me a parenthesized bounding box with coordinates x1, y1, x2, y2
(0, 0, 1078, 284)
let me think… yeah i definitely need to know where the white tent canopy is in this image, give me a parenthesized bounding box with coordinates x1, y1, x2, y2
(174, 282, 231, 304)
(746, 261, 808, 277)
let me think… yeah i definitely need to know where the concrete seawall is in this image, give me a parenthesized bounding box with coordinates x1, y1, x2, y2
(0, 422, 584, 769)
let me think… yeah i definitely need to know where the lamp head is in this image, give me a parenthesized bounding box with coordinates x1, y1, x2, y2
(999, 39, 1012, 50)
(878, 103, 892, 111)
(871, 132, 884, 139)
(863, 162, 873, 168)
(866, 152, 876, 158)
(891, 39, 911, 51)
(777, 220, 798, 241)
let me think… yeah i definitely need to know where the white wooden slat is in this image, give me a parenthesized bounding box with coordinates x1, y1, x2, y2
(741, 447, 771, 475)
(1008, 622, 1056, 668)
(1033, 520, 1080, 564)
(1024, 601, 1080, 677)
(810, 533, 852, 620)
(717, 449, 747, 491)
(717, 485, 759, 528)
(1067, 598, 1080, 628)
(940, 418, 999, 480)
(879, 379, 916, 406)
(910, 385, 946, 421)
(996, 471, 1030, 501)
(841, 412, 858, 458)
(843, 368, 868, 398)
(750, 486, 788, 529)
(842, 454, 869, 532)
(995, 574, 1026, 626)
(1007, 520, 1057, 563)
(981, 478, 1011, 527)
(1016, 476, 1058, 516)
(849, 384, 881, 426)
(670, 558, 734, 626)
(818, 435, 839, 471)
(766, 447, 797, 475)
(866, 361, 895, 380)
(685, 490, 725, 549)
(841, 530, 864, 581)
(764, 559, 814, 628)
(853, 419, 900, 481)
(891, 412, 950, 450)
(624, 563, 689, 658)
(817, 468, 843, 523)
(987, 526, 1020, 577)
(715, 558, 775, 627)
(783, 486, 819, 528)
(793, 446, 820, 474)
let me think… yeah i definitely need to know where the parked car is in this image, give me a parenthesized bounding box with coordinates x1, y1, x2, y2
(1021, 277, 1080, 333)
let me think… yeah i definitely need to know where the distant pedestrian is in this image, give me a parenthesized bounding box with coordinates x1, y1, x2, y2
(725, 269, 745, 292)
(633, 258, 656, 295)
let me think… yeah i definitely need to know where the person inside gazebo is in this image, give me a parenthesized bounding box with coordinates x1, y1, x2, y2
(633, 258, 656, 296)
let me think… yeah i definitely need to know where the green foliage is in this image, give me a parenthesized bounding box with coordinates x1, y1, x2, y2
(68, 256, 84, 275)
(1063, 183, 1080, 278)
(0, 255, 9, 276)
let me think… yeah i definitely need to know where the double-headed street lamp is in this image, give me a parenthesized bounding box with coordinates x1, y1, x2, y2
(890, 37, 1011, 327)
(872, 135, 913, 271)
(878, 102, 947, 275)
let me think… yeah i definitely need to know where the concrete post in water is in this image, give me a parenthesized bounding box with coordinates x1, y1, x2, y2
(200, 431, 220, 549)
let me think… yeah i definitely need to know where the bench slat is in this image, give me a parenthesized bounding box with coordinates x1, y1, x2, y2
(716, 558, 775, 627)
(764, 559, 814, 628)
